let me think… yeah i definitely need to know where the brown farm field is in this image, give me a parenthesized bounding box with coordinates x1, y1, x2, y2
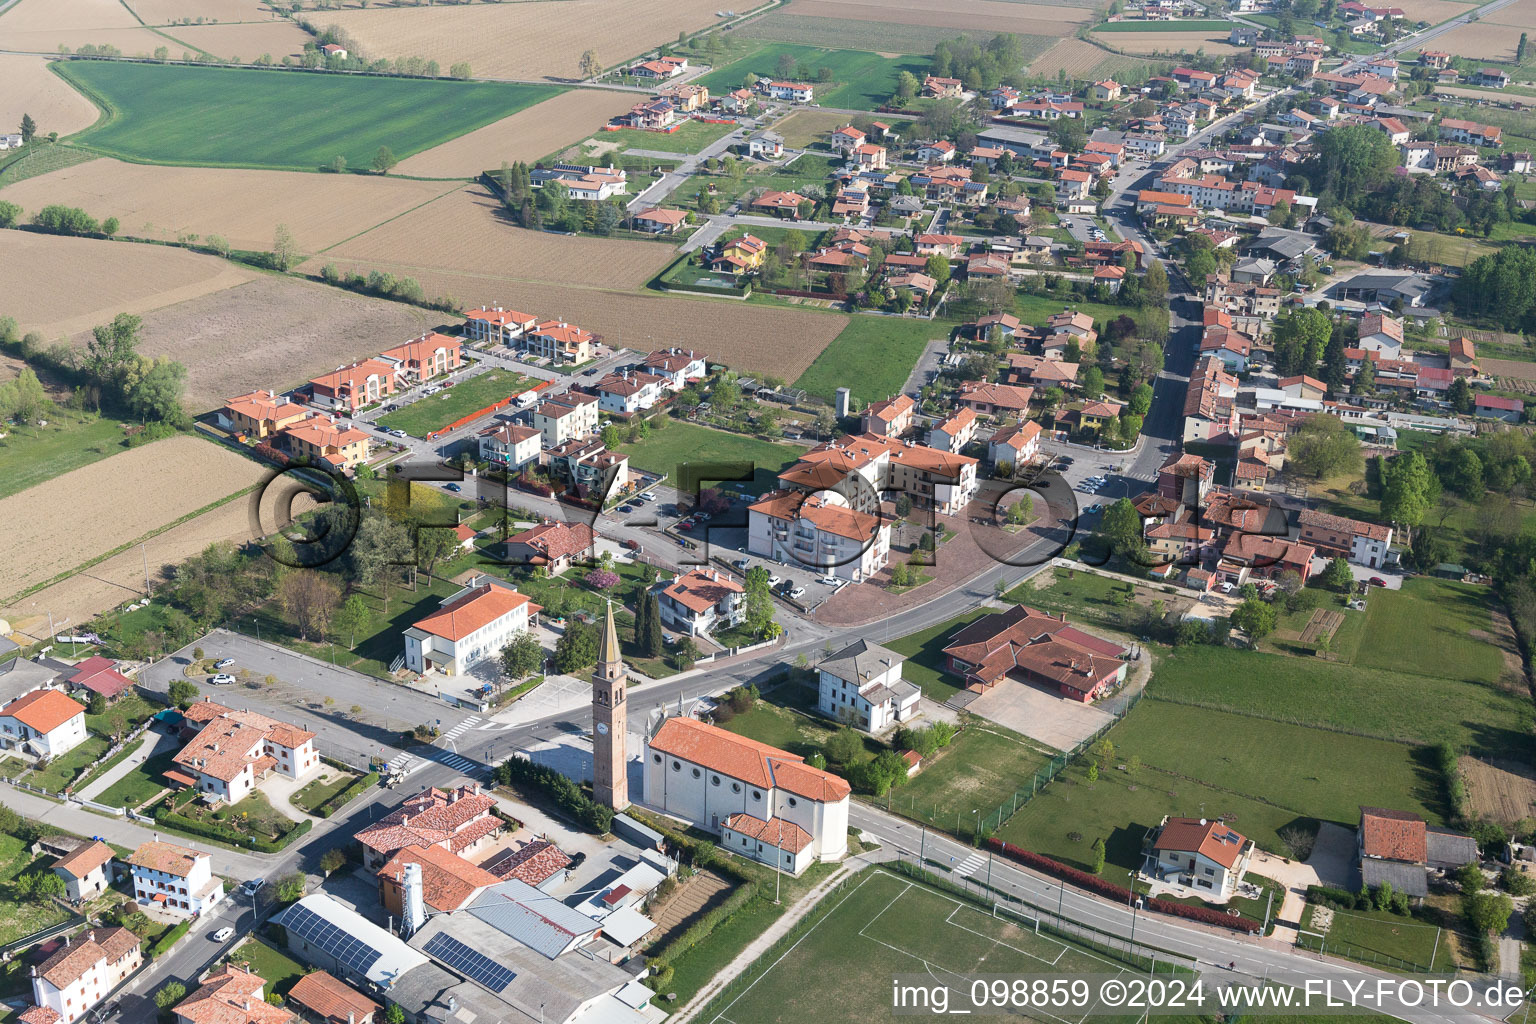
(0, 56, 101, 139)
(0, 436, 266, 606)
(397, 90, 641, 178)
(1027, 38, 1118, 77)
(122, 0, 279, 23)
(318, 0, 730, 81)
(1429, 22, 1518, 60)
(320, 185, 676, 289)
(69, 275, 444, 411)
(1391, 0, 1490, 22)
(772, 109, 860, 149)
(1460, 756, 1536, 822)
(0, 0, 168, 56)
(778, 0, 1098, 36)
(1487, 0, 1536, 29)
(1089, 28, 1241, 54)
(0, 232, 254, 339)
(1, 158, 459, 255)
(300, 259, 850, 378)
(2, 471, 316, 640)
(158, 20, 312, 60)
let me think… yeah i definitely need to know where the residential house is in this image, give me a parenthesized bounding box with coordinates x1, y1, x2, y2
(1147, 817, 1252, 898)
(592, 370, 668, 416)
(462, 307, 538, 348)
(721, 88, 754, 114)
(747, 130, 783, 159)
(1373, 116, 1409, 145)
(1279, 375, 1327, 400)
(128, 841, 222, 916)
(628, 56, 686, 79)
(1357, 312, 1404, 356)
(710, 233, 767, 275)
(751, 190, 808, 218)
(172, 967, 293, 1024)
(816, 640, 919, 732)
(171, 699, 319, 804)
(1473, 68, 1510, 89)
(653, 569, 744, 637)
(287, 972, 379, 1024)
(1439, 118, 1501, 147)
(761, 80, 814, 103)
(830, 125, 866, 153)
(747, 492, 890, 583)
(529, 393, 599, 448)
(1358, 806, 1478, 898)
(1476, 394, 1524, 422)
(988, 420, 1042, 469)
(927, 407, 978, 453)
(217, 390, 307, 439)
(917, 140, 957, 163)
(381, 333, 462, 384)
(923, 75, 963, 98)
(378, 845, 500, 916)
(279, 416, 371, 471)
(308, 358, 397, 414)
(402, 580, 539, 676)
(642, 348, 706, 390)
(956, 381, 1034, 419)
(631, 208, 690, 234)
(532, 164, 628, 201)
(547, 438, 629, 499)
(1449, 336, 1479, 376)
(61, 656, 133, 703)
(498, 521, 595, 574)
(941, 605, 1130, 703)
(23, 927, 143, 1024)
(1090, 79, 1122, 102)
(354, 782, 500, 872)
(851, 143, 887, 170)
(51, 841, 113, 902)
(524, 320, 594, 364)
(657, 82, 709, 111)
(476, 423, 541, 472)
(626, 98, 676, 130)
(0, 689, 86, 758)
(1297, 509, 1394, 568)
(644, 715, 850, 875)
(860, 394, 915, 437)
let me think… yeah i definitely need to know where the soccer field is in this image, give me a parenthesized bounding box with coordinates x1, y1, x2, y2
(705, 870, 1157, 1024)
(56, 62, 561, 171)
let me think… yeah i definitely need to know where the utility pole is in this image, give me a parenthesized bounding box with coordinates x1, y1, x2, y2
(141, 542, 151, 596)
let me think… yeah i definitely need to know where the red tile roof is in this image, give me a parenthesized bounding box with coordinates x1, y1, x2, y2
(176, 966, 292, 1024)
(287, 972, 379, 1024)
(1153, 817, 1248, 869)
(412, 584, 536, 642)
(1, 689, 83, 734)
(52, 839, 113, 879)
(487, 839, 572, 886)
(129, 840, 205, 878)
(659, 569, 744, 615)
(379, 844, 500, 912)
(723, 813, 812, 853)
(1360, 806, 1426, 862)
(649, 717, 850, 801)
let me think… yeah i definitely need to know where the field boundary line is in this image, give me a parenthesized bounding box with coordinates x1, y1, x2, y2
(2, 480, 259, 608)
(943, 901, 1068, 967)
(315, 181, 467, 255)
(918, 881, 1139, 976)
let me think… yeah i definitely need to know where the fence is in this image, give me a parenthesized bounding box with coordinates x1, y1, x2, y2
(1293, 925, 1441, 974)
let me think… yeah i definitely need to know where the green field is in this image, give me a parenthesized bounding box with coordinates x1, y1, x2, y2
(794, 317, 956, 404)
(737, 13, 1060, 58)
(601, 120, 738, 155)
(28, 735, 109, 794)
(1093, 19, 1232, 30)
(705, 868, 1161, 1024)
(894, 723, 1055, 833)
(670, 152, 838, 208)
(691, 43, 929, 112)
(230, 939, 310, 996)
(56, 62, 562, 171)
(375, 370, 541, 437)
(97, 750, 180, 808)
(0, 144, 98, 186)
(0, 835, 70, 945)
(616, 420, 808, 492)
(1298, 904, 1446, 972)
(885, 609, 995, 705)
(1355, 578, 1510, 685)
(0, 414, 149, 500)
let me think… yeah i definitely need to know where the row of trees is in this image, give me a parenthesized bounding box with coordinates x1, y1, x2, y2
(0, 312, 187, 425)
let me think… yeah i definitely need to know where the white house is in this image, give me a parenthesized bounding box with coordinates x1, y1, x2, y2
(747, 130, 783, 159)
(761, 80, 813, 103)
(462, 308, 538, 347)
(529, 393, 599, 449)
(1357, 312, 1403, 357)
(22, 926, 143, 1024)
(1298, 509, 1394, 569)
(642, 349, 706, 391)
(172, 699, 321, 805)
(403, 579, 539, 676)
(816, 639, 919, 732)
(653, 569, 744, 637)
(592, 371, 668, 416)
(747, 491, 891, 583)
(128, 841, 223, 916)
(988, 420, 1042, 469)
(51, 840, 113, 902)
(0, 689, 87, 758)
(1146, 816, 1252, 898)
(644, 715, 850, 875)
(927, 407, 978, 453)
(477, 423, 541, 472)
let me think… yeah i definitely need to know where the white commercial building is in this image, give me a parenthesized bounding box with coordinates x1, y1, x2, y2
(403, 579, 538, 676)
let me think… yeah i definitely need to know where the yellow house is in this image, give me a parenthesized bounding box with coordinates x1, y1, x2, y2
(1090, 79, 1122, 102)
(279, 416, 371, 471)
(219, 390, 308, 439)
(659, 83, 710, 111)
(710, 234, 767, 275)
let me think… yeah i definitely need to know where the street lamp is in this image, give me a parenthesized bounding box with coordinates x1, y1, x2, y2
(1128, 870, 1141, 956)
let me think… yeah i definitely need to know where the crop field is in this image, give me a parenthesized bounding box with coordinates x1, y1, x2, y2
(0, 56, 100, 139)
(0, 436, 265, 604)
(1089, 28, 1241, 53)
(396, 90, 641, 178)
(1388, 0, 1490, 22)
(123, 0, 276, 23)
(157, 21, 313, 61)
(1, 158, 458, 255)
(776, 0, 1099, 38)
(795, 316, 952, 403)
(74, 274, 442, 411)
(376, 369, 542, 436)
(692, 43, 929, 112)
(56, 61, 561, 171)
(1094, 18, 1231, 31)
(706, 869, 1156, 1024)
(317, 0, 729, 82)
(0, 231, 254, 340)
(1461, 756, 1536, 822)
(1028, 38, 1124, 78)
(0, 0, 167, 56)
(2, 470, 313, 640)
(737, 13, 1053, 56)
(318, 185, 676, 290)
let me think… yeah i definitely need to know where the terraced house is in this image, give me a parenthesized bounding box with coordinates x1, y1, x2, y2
(524, 319, 595, 363)
(308, 357, 397, 414)
(279, 415, 371, 472)
(462, 307, 538, 347)
(381, 333, 462, 383)
(216, 389, 307, 439)
(20, 927, 143, 1024)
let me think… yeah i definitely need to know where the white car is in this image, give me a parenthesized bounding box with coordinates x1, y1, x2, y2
(214, 658, 235, 669)
(789, 586, 806, 599)
(209, 673, 236, 685)
(767, 575, 783, 587)
(211, 927, 235, 942)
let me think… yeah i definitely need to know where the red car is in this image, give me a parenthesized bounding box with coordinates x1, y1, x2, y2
(622, 538, 640, 550)
(1367, 576, 1387, 587)
(679, 521, 695, 532)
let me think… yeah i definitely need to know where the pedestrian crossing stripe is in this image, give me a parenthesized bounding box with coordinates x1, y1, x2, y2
(956, 853, 985, 877)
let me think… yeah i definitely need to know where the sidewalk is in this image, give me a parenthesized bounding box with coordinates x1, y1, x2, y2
(77, 731, 172, 802)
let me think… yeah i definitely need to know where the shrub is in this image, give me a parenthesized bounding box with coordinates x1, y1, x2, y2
(495, 755, 614, 833)
(1502, 866, 1536, 897)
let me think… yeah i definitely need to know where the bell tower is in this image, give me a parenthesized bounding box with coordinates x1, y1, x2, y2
(592, 600, 629, 810)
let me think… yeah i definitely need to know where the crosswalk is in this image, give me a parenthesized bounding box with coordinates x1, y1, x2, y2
(382, 715, 489, 779)
(955, 852, 986, 878)
(441, 715, 481, 741)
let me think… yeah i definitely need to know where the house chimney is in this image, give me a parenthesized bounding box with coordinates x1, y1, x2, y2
(400, 814, 409, 827)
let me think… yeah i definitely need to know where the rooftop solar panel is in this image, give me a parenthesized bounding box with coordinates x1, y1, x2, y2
(422, 932, 517, 992)
(283, 903, 385, 976)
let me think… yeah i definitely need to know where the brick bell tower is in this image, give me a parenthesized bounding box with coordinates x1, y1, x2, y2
(592, 600, 629, 810)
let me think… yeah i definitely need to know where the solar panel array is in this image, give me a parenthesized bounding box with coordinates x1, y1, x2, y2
(423, 932, 517, 992)
(283, 903, 385, 975)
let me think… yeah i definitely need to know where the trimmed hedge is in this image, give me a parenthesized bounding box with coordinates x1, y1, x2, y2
(986, 839, 1260, 934)
(1305, 884, 1363, 911)
(646, 880, 760, 976)
(313, 772, 378, 818)
(149, 920, 190, 959)
(152, 809, 312, 852)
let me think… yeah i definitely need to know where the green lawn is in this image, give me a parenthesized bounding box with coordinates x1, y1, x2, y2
(96, 750, 179, 808)
(1151, 645, 1534, 756)
(1355, 578, 1510, 685)
(229, 939, 309, 997)
(0, 414, 144, 500)
(290, 771, 361, 814)
(717, 678, 882, 765)
(1298, 904, 1445, 972)
(794, 317, 957, 404)
(601, 120, 737, 155)
(1007, 567, 1168, 637)
(0, 836, 70, 945)
(1111, 701, 1444, 829)
(1014, 293, 1127, 328)
(893, 723, 1055, 836)
(86, 693, 158, 739)
(671, 153, 838, 208)
(375, 370, 541, 437)
(29, 735, 109, 794)
(690, 43, 928, 112)
(884, 609, 996, 705)
(616, 420, 809, 493)
(56, 62, 561, 171)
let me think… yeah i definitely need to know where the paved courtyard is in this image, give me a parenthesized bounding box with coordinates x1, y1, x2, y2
(965, 681, 1117, 751)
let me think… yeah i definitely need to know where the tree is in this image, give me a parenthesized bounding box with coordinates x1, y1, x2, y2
(334, 594, 369, 648)
(673, 636, 699, 670)
(155, 982, 187, 1014)
(1464, 891, 1513, 935)
(1303, 123, 1399, 204)
(894, 70, 918, 103)
(553, 620, 599, 673)
(278, 571, 340, 641)
(384, 1006, 405, 1024)
(1090, 836, 1106, 874)
(1521, 32, 1529, 61)
(123, 354, 187, 422)
(1288, 414, 1362, 479)
(1271, 307, 1332, 377)
(275, 871, 306, 903)
(0, 367, 51, 424)
(320, 847, 348, 874)
(499, 631, 543, 681)
(1381, 450, 1438, 529)
(270, 223, 300, 271)
(1054, 117, 1086, 154)
(1081, 365, 1105, 398)
(824, 727, 862, 765)
(1231, 598, 1276, 639)
(1142, 259, 1167, 307)
(578, 49, 600, 77)
(1449, 376, 1474, 415)
(644, 590, 663, 659)
(0, 200, 19, 229)
(1353, 355, 1375, 396)
(743, 565, 776, 638)
(168, 679, 199, 709)
(372, 145, 397, 175)
(449, 61, 471, 79)
(102, 216, 119, 238)
(1086, 762, 1099, 783)
(1456, 861, 1485, 893)
(18, 113, 38, 146)
(1128, 382, 1153, 418)
(84, 312, 142, 397)
(1322, 556, 1354, 592)
(1098, 498, 1143, 557)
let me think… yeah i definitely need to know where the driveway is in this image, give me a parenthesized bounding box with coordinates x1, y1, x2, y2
(966, 681, 1116, 751)
(1246, 846, 1320, 943)
(1307, 821, 1359, 889)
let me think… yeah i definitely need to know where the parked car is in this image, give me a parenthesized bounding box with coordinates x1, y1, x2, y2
(679, 521, 695, 532)
(732, 558, 749, 571)
(622, 538, 641, 550)
(445, 483, 462, 493)
(242, 877, 265, 895)
(212, 927, 235, 942)
(376, 424, 393, 433)
(214, 658, 235, 669)
(767, 575, 782, 587)
(583, 368, 600, 377)
(209, 673, 236, 685)
(788, 586, 806, 599)
(1367, 576, 1387, 587)
(619, 504, 636, 514)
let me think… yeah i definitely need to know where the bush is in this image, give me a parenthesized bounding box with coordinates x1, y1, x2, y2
(1502, 866, 1536, 897)
(149, 921, 190, 959)
(151, 807, 310, 853)
(495, 755, 614, 833)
